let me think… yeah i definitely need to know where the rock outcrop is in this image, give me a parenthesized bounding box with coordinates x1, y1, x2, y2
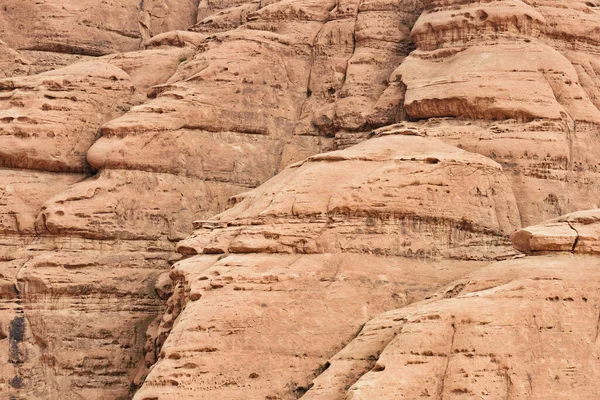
(304, 252, 600, 399)
(1, 0, 600, 399)
(178, 133, 521, 259)
(0, 60, 151, 399)
(300, 204, 600, 398)
(392, 0, 600, 227)
(0, 0, 200, 56)
(134, 133, 520, 399)
(0, 40, 29, 78)
(511, 209, 600, 255)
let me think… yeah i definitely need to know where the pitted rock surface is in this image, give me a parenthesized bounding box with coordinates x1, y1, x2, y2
(1, 0, 600, 399)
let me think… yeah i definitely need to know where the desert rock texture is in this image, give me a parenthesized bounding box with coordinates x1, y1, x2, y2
(1, 0, 600, 399)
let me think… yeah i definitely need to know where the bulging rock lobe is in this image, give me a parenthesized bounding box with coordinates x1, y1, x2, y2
(180, 134, 521, 260)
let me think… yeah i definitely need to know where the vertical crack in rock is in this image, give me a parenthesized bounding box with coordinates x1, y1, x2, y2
(298, 2, 338, 120)
(138, 0, 151, 41)
(342, 0, 361, 89)
(7, 258, 28, 393)
(500, 362, 514, 400)
(190, 0, 201, 28)
(566, 220, 580, 252)
(594, 308, 600, 343)
(352, 321, 406, 386)
(438, 321, 457, 400)
(332, 0, 424, 146)
(8, 311, 25, 391)
(559, 111, 576, 177)
(303, 320, 407, 398)
(594, 307, 600, 343)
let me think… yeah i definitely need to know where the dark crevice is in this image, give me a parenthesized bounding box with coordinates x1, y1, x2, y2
(438, 322, 457, 399)
(340, 1, 360, 90)
(297, 2, 338, 121)
(190, 0, 202, 29)
(8, 265, 26, 393)
(303, 321, 405, 397)
(22, 44, 107, 57)
(566, 220, 580, 252)
(594, 309, 600, 343)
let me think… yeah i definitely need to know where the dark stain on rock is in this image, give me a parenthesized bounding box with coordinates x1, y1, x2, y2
(9, 315, 25, 364)
(9, 375, 23, 389)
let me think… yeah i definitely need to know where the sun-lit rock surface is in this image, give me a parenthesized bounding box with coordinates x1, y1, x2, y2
(303, 253, 600, 399)
(0, 0, 200, 56)
(388, 0, 600, 228)
(511, 209, 600, 254)
(133, 134, 521, 399)
(1, 0, 600, 399)
(135, 254, 485, 400)
(0, 40, 29, 78)
(179, 134, 521, 259)
(0, 62, 136, 172)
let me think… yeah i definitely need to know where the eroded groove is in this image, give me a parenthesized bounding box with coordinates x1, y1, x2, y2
(566, 220, 580, 252)
(438, 322, 457, 399)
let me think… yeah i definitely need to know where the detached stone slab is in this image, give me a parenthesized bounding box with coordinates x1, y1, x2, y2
(510, 223, 577, 253)
(511, 209, 600, 254)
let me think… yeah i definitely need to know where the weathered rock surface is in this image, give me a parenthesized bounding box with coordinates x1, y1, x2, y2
(511, 209, 600, 255)
(304, 253, 600, 399)
(179, 134, 521, 259)
(0, 61, 136, 172)
(0, 40, 30, 78)
(135, 254, 485, 400)
(0, 33, 224, 398)
(133, 134, 521, 399)
(391, 0, 600, 226)
(1, 0, 600, 399)
(0, 0, 200, 56)
(404, 0, 600, 123)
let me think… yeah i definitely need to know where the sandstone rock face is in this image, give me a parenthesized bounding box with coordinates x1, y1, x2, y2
(133, 133, 522, 399)
(0, 41, 30, 78)
(0, 62, 135, 172)
(178, 133, 521, 259)
(1, 0, 600, 399)
(511, 209, 600, 254)
(393, 0, 600, 227)
(0, 59, 155, 398)
(0, 0, 200, 56)
(305, 253, 600, 399)
(0, 45, 325, 400)
(135, 255, 484, 400)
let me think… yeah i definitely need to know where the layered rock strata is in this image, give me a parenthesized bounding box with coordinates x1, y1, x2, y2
(511, 209, 600, 254)
(390, 0, 600, 226)
(134, 134, 522, 399)
(0, 59, 151, 399)
(0, 0, 600, 399)
(0, 0, 201, 56)
(299, 209, 600, 398)
(303, 252, 600, 399)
